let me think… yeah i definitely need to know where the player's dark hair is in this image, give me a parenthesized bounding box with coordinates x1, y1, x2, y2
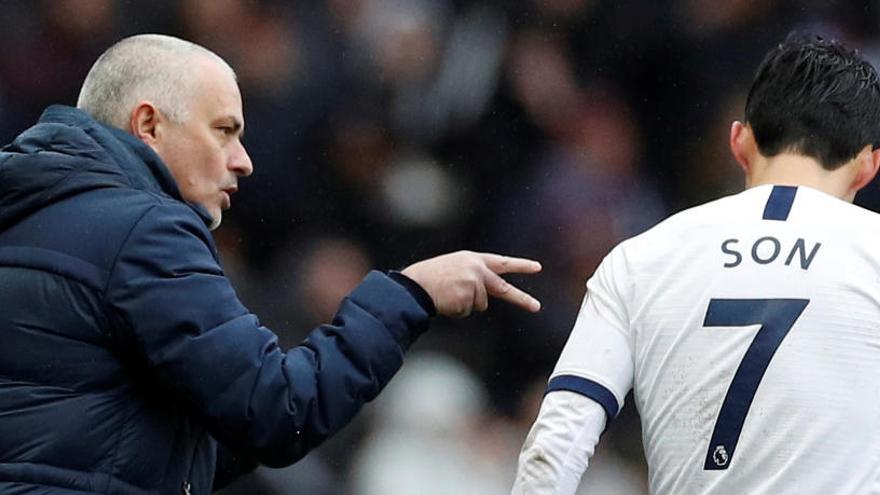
(745, 33, 880, 170)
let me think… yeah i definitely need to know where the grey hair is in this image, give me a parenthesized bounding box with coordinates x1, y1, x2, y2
(76, 34, 235, 129)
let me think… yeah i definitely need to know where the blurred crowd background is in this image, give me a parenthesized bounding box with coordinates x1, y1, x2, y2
(3, 0, 880, 493)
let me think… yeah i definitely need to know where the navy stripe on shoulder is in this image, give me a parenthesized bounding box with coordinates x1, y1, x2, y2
(762, 185, 797, 221)
(546, 375, 620, 419)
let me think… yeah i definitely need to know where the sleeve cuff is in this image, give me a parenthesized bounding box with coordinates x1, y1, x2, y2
(387, 270, 437, 317)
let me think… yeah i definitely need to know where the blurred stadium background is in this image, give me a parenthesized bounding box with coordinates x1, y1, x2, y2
(2, 1, 879, 493)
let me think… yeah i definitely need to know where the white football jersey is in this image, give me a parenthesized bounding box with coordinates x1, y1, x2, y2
(549, 184, 880, 494)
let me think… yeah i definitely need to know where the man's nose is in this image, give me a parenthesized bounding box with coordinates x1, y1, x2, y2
(230, 140, 253, 177)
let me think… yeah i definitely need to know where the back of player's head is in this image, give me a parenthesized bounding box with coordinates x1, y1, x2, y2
(745, 33, 880, 170)
(77, 34, 235, 130)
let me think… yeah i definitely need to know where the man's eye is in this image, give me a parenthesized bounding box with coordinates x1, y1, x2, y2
(217, 127, 234, 135)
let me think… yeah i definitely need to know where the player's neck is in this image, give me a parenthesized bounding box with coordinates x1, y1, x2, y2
(746, 153, 855, 202)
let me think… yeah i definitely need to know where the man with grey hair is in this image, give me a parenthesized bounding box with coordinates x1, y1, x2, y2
(0, 34, 541, 494)
(76, 34, 228, 130)
(77, 34, 249, 231)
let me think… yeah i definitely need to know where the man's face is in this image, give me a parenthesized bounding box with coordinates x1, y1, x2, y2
(153, 58, 253, 229)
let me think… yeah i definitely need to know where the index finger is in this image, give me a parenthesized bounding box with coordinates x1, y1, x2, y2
(478, 252, 542, 275)
(484, 270, 542, 312)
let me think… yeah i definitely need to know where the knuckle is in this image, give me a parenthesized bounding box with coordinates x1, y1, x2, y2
(462, 273, 479, 287)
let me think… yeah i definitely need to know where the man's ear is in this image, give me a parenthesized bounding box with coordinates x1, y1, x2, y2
(129, 102, 163, 146)
(729, 121, 756, 175)
(850, 145, 880, 194)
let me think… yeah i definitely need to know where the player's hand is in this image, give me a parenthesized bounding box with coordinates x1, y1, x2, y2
(401, 251, 542, 318)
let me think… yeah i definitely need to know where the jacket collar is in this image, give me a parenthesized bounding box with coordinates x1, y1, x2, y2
(38, 105, 214, 226)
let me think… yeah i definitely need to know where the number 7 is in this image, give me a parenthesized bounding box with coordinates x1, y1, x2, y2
(702, 298, 809, 470)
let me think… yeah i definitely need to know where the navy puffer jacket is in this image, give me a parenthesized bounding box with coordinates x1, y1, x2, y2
(0, 106, 430, 494)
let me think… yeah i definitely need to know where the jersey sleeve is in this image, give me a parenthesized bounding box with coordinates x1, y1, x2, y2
(548, 245, 634, 421)
(512, 391, 606, 495)
(512, 248, 635, 494)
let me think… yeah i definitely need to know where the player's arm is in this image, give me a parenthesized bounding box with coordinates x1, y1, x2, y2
(512, 391, 606, 494)
(512, 246, 634, 494)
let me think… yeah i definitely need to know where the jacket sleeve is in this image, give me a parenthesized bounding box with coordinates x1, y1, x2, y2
(104, 203, 431, 467)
